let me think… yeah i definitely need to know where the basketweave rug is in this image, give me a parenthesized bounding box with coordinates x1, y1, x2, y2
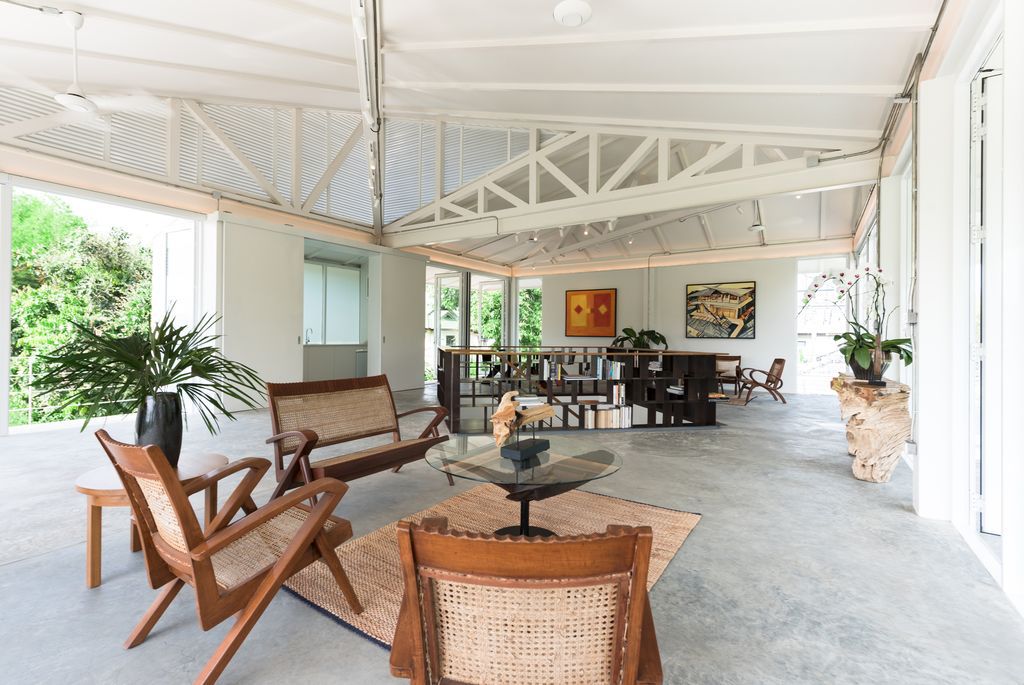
(284, 484, 701, 648)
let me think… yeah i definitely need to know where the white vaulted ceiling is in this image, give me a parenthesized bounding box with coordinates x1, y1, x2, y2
(0, 0, 359, 109)
(380, 0, 940, 140)
(0, 0, 943, 270)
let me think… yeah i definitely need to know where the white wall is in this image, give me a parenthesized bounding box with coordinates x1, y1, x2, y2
(651, 259, 798, 373)
(220, 218, 304, 408)
(541, 258, 798, 373)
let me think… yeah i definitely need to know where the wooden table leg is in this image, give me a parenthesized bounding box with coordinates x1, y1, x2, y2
(204, 483, 218, 528)
(86, 499, 102, 589)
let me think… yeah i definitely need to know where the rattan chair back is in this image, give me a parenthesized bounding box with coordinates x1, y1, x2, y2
(395, 520, 654, 685)
(268, 375, 400, 454)
(95, 430, 205, 588)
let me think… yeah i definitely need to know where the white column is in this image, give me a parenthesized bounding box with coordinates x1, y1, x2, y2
(913, 76, 958, 520)
(1001, 0, 1024, 615)
(0, 175, 11, 436)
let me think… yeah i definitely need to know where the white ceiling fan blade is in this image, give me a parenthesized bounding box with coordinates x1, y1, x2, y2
(88, 92, 172, 117)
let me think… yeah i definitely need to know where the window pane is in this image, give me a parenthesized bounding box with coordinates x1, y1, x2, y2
(325, 265, 360, 344)
(303, 263, 324, 344)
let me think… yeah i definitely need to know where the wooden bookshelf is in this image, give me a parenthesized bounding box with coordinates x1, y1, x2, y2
(436, 347, 719, 434)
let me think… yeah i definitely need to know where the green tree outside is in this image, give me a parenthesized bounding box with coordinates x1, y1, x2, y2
(9, 193, 152, 425)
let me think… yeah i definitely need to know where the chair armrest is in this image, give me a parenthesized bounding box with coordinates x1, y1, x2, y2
(266, 429, 320, 451)
(396, 406, 448, 439)
(395, 406, 447, 420)
(182, 457, 270, 496)
(740, 368, 782, 388)
(191, 478, 348, 561)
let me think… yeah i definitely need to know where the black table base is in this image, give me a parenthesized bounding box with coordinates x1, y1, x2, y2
(494, 499, 554, 537)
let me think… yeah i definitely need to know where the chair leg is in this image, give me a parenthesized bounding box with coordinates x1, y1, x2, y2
(392, 464, 403, 473)
(125, 579, 184, 649)
(194, 580, 282, 685)
(314, 533, 364, 614)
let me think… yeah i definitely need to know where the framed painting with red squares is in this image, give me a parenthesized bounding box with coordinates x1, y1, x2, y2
(564, 289, 617, 337)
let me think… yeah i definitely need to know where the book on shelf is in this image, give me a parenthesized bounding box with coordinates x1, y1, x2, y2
(563, 375, 598, 381)
(666, 385, 685, 396)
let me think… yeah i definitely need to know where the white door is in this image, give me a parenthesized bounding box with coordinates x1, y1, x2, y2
(220, 220, 304, 409)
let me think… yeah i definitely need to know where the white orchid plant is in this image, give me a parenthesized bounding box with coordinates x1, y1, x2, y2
(800, 263, 912, 372)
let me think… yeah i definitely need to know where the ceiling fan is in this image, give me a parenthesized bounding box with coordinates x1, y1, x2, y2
(0, 1, 169, 116)
(52, 9, 95, 112)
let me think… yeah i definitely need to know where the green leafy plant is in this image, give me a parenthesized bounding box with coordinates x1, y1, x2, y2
(33, 311, 265, 433)
(834, 320, 913, 369)
(611, 327, 668, 349)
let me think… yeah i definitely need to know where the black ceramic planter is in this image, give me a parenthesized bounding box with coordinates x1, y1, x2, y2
(848, 353, 891, 381)
(136, 392, 183, 467)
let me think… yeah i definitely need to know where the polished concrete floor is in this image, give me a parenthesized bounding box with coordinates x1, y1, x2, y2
(1, 389, 1023, 684)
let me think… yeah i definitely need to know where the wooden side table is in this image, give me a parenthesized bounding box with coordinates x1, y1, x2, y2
(831, 375, 911, 483)
(74, 453, 228, 588)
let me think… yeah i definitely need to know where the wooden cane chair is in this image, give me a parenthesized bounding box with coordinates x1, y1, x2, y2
(737, 358, 787, 404)
(390, 518, 663, 685)
(266, 375, 451, 500)
(715, 355, 742, 396)
(94, 430, 363, 685)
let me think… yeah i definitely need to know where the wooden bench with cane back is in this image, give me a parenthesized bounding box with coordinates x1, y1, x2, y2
(266, 375, 451, 499)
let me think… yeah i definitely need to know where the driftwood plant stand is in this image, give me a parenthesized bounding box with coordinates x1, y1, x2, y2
(831, 375, 911, 483)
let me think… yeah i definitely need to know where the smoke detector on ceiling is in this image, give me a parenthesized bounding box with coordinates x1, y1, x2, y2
(553, 0, 591, 27)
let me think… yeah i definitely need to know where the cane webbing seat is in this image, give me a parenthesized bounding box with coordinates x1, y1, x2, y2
(266, 375, 452, 499)
(210, 507, 351, 590)
(391, 519, 663, 685)
(95, 430, 363, 685)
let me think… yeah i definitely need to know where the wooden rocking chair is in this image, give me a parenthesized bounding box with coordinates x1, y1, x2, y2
(391, 518, 663, 684)
(95, 430, 363, 685)
(736, 357, 787, 404)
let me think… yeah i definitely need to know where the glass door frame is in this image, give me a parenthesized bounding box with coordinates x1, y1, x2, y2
(968, 62, 1005, 539)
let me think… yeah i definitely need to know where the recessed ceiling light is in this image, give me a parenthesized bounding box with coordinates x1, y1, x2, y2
(795, 194, 802, 199)
(553, 0, 592, 28)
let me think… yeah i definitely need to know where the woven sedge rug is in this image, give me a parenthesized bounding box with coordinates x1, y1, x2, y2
(284, 484, 701, 648)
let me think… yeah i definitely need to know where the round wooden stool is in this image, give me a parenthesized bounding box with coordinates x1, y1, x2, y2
(75, 453, 228, 588)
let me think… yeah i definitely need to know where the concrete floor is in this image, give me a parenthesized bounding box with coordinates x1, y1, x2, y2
(1, 389, 1023, 684)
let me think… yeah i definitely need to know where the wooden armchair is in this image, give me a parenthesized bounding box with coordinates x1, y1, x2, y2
(95, 430, 362, 685)
(266, 375, 451, 500)
(715, 354, 742, 396)
(390, 518, 662, 685)
(737, 357, 787, 404)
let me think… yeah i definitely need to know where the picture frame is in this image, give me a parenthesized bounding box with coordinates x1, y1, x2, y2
(565, 288, 617, 337)
(685, 282, 756, 339)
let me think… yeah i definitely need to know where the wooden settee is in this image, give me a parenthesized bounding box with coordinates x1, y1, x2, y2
(266, 376, 451, 499)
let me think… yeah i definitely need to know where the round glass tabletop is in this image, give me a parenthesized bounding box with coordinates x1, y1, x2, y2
(425, 434, 621, 487)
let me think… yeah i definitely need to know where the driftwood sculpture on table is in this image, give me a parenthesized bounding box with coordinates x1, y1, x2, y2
(491, 391, 556, 447)
(831, 375, 911, 483)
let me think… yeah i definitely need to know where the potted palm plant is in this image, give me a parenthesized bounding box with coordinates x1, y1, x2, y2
(610, 327, 668, 349)
(801, 264, 912, 381)
(34, 311, 265, 466)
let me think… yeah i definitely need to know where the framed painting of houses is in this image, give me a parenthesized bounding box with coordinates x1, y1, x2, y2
(686, 282, 756, 339)
(565, 289, 617, 337)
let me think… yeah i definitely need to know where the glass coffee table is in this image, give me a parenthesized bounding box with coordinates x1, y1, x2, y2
(425, 434, 621, 537)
